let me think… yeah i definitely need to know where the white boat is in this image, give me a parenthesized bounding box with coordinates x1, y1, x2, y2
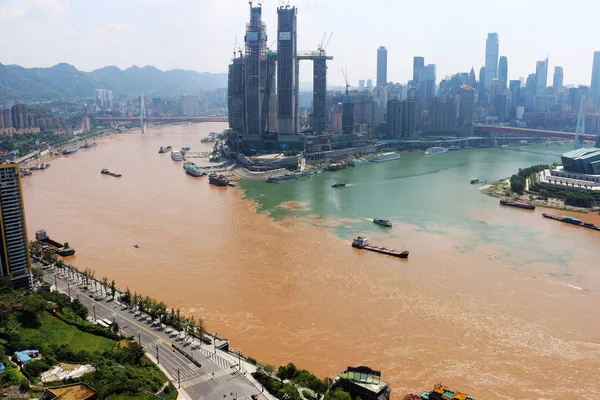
(171, 150, 183, 161)
(349, 158, 369, 167)
(424, 147, 448, 155)
(372, 152, 400, 162)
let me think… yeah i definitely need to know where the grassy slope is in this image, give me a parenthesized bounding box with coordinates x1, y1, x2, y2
(18, 313, 115, 353)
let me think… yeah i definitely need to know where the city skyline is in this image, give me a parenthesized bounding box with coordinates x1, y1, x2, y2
(1, 0, 600, 87)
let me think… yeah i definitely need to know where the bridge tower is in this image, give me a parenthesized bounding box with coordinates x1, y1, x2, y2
(574, 96, 586, 149)
(140, 93, 146, 134)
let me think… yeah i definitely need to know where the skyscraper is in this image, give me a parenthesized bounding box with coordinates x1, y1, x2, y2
(386, 98, 402, 139)
(2, 108, 12, 129)
(509, 80, 521, 108)
(358, 80, 365, 91)
(468, 67, 477, 88)
(458, 84, 475, 137)
(535, 58, 548, 96)
(228, 56, 246, 134)
(277, 5, 297, 135)
(366, 79, 373, 90)
(312, 54, 328, 135)
(244, 4, 268, 136)
(498, 56, 508, 91)
(377, 46, 388, 87)
(0, 164, 31, 289)
(413, 56, 425, 84)
(553, 66, 564, 91)
(484, 33, 499, 89)
(478, 66, 486, 103)
(591, 51, 600, 106)
(11, 103, 28, 129)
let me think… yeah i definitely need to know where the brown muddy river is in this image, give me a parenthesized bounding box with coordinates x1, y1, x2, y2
(22, 123, 600, 399)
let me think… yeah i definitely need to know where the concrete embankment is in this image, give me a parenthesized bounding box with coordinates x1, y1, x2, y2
(233, 167, 288, 180)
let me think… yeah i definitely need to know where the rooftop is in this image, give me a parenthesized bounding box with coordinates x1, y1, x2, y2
(45, 383, 96, 400)
(338, 366, 389, 394)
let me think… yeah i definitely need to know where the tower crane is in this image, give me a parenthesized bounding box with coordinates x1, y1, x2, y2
(341, 67, 349, 97)
(233, 34, 237, 59)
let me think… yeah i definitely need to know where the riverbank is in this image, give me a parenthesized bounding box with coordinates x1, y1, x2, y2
(482, 178, 596, 213)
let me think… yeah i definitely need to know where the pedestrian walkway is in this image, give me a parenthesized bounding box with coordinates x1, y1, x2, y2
(181, 368, 236, 389)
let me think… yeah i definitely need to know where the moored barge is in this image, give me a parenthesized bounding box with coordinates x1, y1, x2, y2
(542, 213, 600, 231)
(499, 199, 535, 210)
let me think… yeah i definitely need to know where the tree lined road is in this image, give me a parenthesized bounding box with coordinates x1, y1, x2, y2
(44, 266, 271, 400)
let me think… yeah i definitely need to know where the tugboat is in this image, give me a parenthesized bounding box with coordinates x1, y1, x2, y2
(332, 182, 346, 188)
(470, 178, 480, 184)
(373, 218, 392, 227)
(351, 236, 409, 258)
(208, 173, 230, 187)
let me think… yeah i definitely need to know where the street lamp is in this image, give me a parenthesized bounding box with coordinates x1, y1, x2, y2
(136, 330, 142, 345)
(92, 304, 96, 321)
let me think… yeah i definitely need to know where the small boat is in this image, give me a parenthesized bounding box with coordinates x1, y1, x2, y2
(424, 147, 448, 155)
(134, 244, 139, 249)
(171, 150, 183, 161)
(373, 218, 392, 227)
(470, 178, 480, 184)
(327, 161, 347, 171)
(100, 168, 122, 178)
(208, 174, 230, 187)
(158, 145, 172, 154)
(332, 182, 346, 188)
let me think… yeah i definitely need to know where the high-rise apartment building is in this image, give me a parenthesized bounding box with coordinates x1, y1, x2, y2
(151, 98, 163, 117)
(386, 98, 402, 139)
(458, 84, 475, 137)
(358, 80, 365, 92)
(180, 95, 199, 115)
(536, 58, 548, 96)
(11, 103, 28, 129)
(366, 79, 373, 90)
(427, 98, 457, 134)
(377, 46, 388, 87)
(498, 56, 508, 91)
(413, 56, 425, 84)
(484, 33, 499, 89)
(553, 66, 564, 91)
(591, 51, 600, 106)
(94, 89, 113, 109)
(0, 164, 31, 289)
(277, 5, 298, 135)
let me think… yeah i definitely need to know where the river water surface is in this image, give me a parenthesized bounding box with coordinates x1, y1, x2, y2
(22, 123, 600, 399)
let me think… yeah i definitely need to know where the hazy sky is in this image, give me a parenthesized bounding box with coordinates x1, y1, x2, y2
(1, 0, 599, 87)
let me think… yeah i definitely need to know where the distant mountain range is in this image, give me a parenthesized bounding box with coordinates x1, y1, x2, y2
(0, 63, 228, 103)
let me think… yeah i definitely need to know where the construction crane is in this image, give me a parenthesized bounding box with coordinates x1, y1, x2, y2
(233, 34, 237, 59)
(341, 67, 349, 97)
(317, 32, 333, 56)
(574, 96, 586, 150)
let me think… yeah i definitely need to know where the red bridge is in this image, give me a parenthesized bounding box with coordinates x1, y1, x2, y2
(96, 117, 228, 123)
(474, 125, 597, 141)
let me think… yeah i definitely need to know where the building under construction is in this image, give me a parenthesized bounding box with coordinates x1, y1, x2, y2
(228, 2, 346, 155)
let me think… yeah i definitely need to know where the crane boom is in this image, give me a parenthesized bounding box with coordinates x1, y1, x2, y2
(324, 32, 333, 50)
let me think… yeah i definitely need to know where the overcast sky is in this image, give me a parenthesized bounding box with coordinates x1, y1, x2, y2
(1, 0, 599, 87)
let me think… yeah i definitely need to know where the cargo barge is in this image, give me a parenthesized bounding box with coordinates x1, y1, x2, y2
(352, 237, 408, 258)
(101, 168, 122, 178)
(421, 383, 476, 400)
(542, 213, 600, 231)
(35, 230, 75, 256)
(499, 199, 535, 210)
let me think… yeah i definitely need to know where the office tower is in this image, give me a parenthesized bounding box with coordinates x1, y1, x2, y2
(418, 64, 436, 109)
(536, 58, 548, 95)
(228, 56, 246, 134)
(413, 56, 425, 84)
(244, 4, 268, 135)
(427, 98, 457, 134)
(387, 98, 402, 139)
(498, 56, 508, 91)
(377, 46, 388, 87)
(484, 33, 499, 89)
(591, 51, 600, 106)
(366, 79, 373, 90)
(180, 95, 199, 115)
(151, 98, 163, 117)
(0, 164, 31, 289)
(478, 66, 486, 102)
(468, 67, 477, 88)
(458, 84, 475, 137)
(553, 66, 564, 91)
(525, 73, 537, 107)
(358, 80, 365, 91)
(509, 80, 521, 108)
(277, 5, 297, 135)
(11, 103, 28, 129)
(495, 94, 508, 122)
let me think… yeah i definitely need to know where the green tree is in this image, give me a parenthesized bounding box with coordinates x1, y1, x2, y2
(539, 189, 549, 199)
(110, 280, 116, 299)
(324, 388, 351, 400)
(21, 294, 47, 323)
